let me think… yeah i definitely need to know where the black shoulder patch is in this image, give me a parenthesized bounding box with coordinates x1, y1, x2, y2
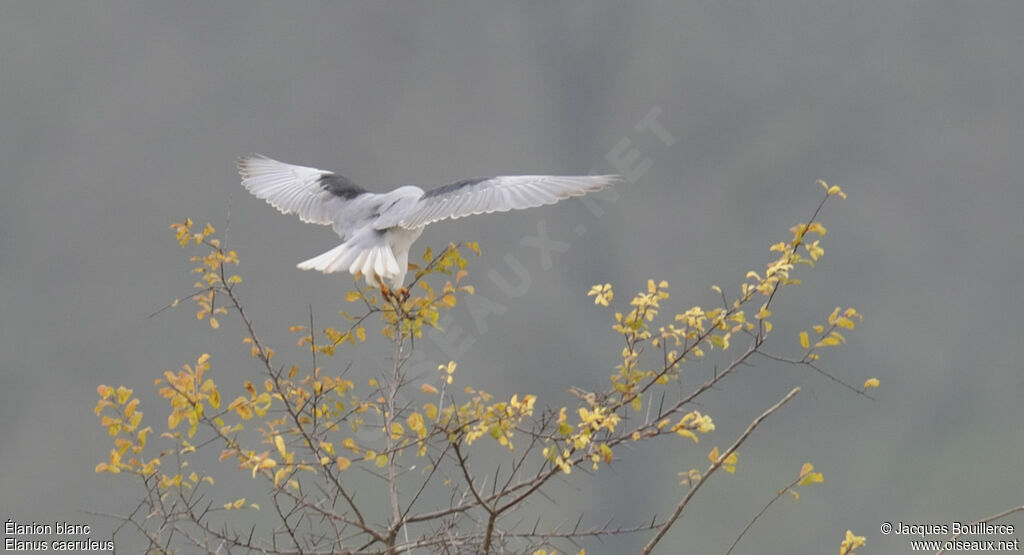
(423, 177, 492, 199)
(319, 174, 367, 199)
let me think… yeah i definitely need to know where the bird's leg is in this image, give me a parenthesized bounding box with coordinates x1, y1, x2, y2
(375, 274, 394, 301)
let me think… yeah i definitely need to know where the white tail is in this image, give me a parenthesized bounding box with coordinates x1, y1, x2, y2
(298, 243, 401, 285)
(297, 244, 351, 273)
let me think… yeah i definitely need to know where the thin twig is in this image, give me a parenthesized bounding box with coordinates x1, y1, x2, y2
(724, 473, 805, 555)
(935, 505, 1024, 555)
(642, 387, 801, 554)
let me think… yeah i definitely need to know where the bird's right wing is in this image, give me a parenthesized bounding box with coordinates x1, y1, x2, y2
(238, 154, 369, 226)
(398, 174, 622, 229)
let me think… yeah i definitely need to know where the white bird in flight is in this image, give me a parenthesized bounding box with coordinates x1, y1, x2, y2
(238, 155, 621, 288)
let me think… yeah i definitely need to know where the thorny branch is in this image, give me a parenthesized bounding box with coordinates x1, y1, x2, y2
(97, 188, 868, 554)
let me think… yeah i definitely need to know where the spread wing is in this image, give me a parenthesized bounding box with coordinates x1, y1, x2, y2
(398, 174, 622, 229)
(239, 154, 401, 242)
(238, 154, 369, 226)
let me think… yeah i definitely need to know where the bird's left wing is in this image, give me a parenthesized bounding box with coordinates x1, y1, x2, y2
(398, 174, 622, 229)
(238, 154, 369, 226)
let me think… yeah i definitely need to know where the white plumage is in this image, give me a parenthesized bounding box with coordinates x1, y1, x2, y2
(239, 154, 621, 287)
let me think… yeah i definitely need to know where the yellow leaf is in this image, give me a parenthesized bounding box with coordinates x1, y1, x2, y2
(209, 317, 219, 329)
(375, 454, 388, 468)
(421, 383, 439, 394)
(721, 452, 738, 473)
(252, 456, 276, 478)
(97, 385, 113, 400)
(233, 498, 246, 509)
(799, 331, 810, 349)
(708, 447, 738, 472)
(114, 438, 131, 454)
(815, 337, 835, 347)
(116, 386, 133, 405)
(336, 456, 351, 471)
(798, 471, 824, 486)
(863, 378, 880, 389)
(123, 398, 139, 418)
(137, 427, 151, 448)
(356, 326, 366, 342)
(274, 435, 287, 458)
(407, 412, 425, 436)
(839, 530, 866, 554)
(676, 429, 698, 443)
(799, 462, 814, 478)
(390, 422, 405, 439)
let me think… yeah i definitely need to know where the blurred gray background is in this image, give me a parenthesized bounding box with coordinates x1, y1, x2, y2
(3, 1, 1023, 553)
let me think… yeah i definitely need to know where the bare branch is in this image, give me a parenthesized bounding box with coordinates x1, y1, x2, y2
(642, 387, 801, 554)
(935, 505, 1024, 555)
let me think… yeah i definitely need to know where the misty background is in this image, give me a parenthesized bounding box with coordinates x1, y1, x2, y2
(2, 2, 1023, 553)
